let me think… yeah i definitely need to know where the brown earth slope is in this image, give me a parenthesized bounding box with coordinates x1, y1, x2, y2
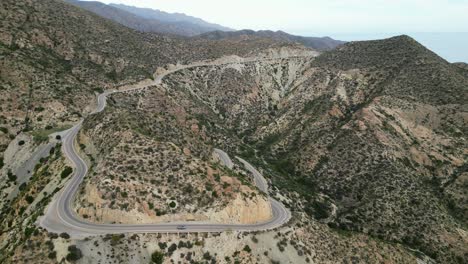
(162, 36, 468, 263)
(0, 0, 293, 157)
(0, 0, 466, 263)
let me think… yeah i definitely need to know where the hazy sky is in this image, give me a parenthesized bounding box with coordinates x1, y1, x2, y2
(91, 0, 468, 35)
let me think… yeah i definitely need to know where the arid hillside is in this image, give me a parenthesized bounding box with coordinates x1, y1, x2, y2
(162, 36, 468, 263)
(0, 0, 466, 264)
(0, 0, 293, 158)
(76, 86, 271, 225)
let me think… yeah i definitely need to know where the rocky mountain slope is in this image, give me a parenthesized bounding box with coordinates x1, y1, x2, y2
(162, 35, 467, 263)
(66, 0, 232, 37)
(454, 62, 468, 73)
(57, 52, 420, 263)
(0, 0, 293, 168)
(198, 29, 345, 51)
(110, 3, 233, 33)
(75, 87, 271, 225)
(0, 0, 466, 263)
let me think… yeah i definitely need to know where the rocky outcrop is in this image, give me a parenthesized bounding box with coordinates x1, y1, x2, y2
(76, 179, 271, 225)
(210, 193, 272, 224)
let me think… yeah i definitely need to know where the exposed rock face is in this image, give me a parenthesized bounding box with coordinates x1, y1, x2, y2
(211, 193, 271, 224)
(0, 0, 467, 263)
(0, 0, 298, 167)
(73, 39, 467, 261)
(77, 185, 271, 225)
(160, 36, 468, 263)
(74, 68, 273, 224)
(198, 29, 345, 51)
(66, 0, 233, 37)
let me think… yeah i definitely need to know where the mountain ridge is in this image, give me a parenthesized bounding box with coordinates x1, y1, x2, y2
(65, 0, 233, 36)
(198, 29, 345, 51)
(65, 0, 345, 50)
(158, 34, 467, 263)
(109, 3, 233, 32)
(0, 0, 466, 263)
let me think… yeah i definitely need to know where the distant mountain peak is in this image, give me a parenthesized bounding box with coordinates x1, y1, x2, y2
(198, 30, 345, 51)
(109, 3, 233, 32)
(66, 0, 233, 36)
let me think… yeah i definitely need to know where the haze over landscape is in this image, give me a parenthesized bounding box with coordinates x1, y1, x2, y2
(90, 0, 468, 62)
(0, 0, 466, 264)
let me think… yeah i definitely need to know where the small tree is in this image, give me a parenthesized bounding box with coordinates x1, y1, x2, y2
(59, 232, 70, 239)
(158, 242, 167, 250)
(7, 170, 16, 183)
(243, 245, 252, 253)
(203, 251, 212, 260)
(167, 243, 177, 254)
(48, 251, 57, 259)
(25, 195, 34, 204)
(19, 183, 27, 191)
(151, 250, 164, 264)
(61, 167, 73, 179)
(66, 245, 82, 262)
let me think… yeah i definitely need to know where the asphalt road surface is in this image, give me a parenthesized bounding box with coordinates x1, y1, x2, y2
(213, 148, 234, 169)
(236, 157, 269, 193)
(39, 59, 293, 237)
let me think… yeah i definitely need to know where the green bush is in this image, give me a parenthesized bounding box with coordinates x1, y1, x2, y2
(167, 243, 177, 254)
(203, 252, 212, 260)
(24, 227, 35, 237)
(25, 195, 34, 204)
(243, 245, 252, 253)
(158, 242, 167, 250)
(110, 234, 124, 245)
(169, 201, 176, 208)
(106, 70, 118, 81)
(0, 157, 4, 169)
(311, 200, 331, 220)
(151, 250, 164, 264)
(34, 106, 45, 112)
(61, 166, 73, 179)
(7, 170, 16, 182)
(19, 183, 27, 191)
(60, 232, 70, 239)
(66, 245, 82, 261)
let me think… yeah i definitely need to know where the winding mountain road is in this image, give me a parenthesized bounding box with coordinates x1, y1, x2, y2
(213, 149, 234, 169)
(39, 57, 295, 237)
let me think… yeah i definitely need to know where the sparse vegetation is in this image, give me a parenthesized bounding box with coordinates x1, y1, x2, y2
(151, 250, 164, 264)
(59, 232, 70, 239)
(61, 167, 73, 179)
(25, 195, 34, 204)
(243, 245, 252, 253)
(7, 170, 17, 182)
(31, 125, 71, 142)
(0, 0, 466, 263)
(66, 245, 82, 261)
